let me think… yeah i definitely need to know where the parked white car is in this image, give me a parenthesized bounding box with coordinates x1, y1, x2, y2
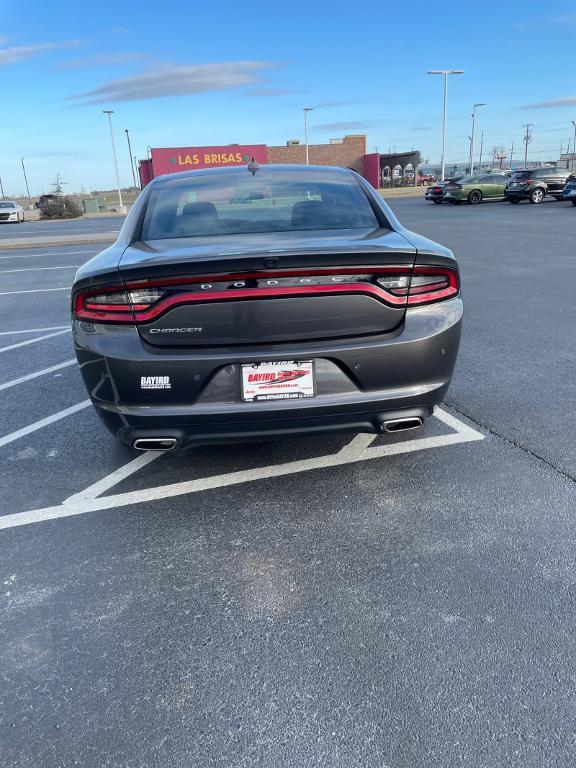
(0, 200, 24, 223)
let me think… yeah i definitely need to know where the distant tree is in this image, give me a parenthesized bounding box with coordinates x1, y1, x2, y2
(39, 174, 82, 218)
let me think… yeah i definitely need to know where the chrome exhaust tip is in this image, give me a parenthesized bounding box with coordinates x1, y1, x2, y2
(382, 417, 423, 433)
(133, 437, 178, 451)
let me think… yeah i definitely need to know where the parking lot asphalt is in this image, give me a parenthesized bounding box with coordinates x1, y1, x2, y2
(0, 215, 126, 240)
(1, 199, 575, 767)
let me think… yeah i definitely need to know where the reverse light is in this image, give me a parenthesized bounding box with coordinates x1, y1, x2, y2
(379, 268, 459, 305)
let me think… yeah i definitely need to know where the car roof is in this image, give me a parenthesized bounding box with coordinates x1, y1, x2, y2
(152, 163, 355, 184)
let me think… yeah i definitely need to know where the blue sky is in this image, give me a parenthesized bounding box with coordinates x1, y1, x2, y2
(1, 0, 576, 194)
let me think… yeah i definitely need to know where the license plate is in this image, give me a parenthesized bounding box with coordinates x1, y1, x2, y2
(241, 360, 315, 402)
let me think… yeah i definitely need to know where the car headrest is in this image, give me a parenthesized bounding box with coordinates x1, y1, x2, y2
(291, 200, 336, 227)
(181, 202, 218, 218)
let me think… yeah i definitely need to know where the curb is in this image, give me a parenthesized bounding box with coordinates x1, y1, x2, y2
(0, 233, 118, 251)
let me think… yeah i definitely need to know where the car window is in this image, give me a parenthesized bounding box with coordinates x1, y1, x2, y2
(141, 170, 381, 240)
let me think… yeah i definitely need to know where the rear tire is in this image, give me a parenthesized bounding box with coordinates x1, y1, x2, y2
(572, 199, 576, 206)
(468, 190, 482, 205)
(432, 199, 442, 204)
(553, 196, 564, 202)
(508, 198, 520, 204)
(530, 188, 545, 204)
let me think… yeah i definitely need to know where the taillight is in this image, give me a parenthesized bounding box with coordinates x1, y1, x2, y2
(73, 266, 459, 324)
(74, 286, 165, 323)
(377, 267, 459, 305)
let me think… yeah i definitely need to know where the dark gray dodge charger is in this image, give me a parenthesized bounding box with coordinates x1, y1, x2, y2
(72, 164, 462, 451)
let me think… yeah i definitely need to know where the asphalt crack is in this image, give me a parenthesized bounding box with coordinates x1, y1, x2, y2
(443, 400, 576, 486)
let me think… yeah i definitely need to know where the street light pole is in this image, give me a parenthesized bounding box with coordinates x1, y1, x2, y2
(133, 155, 140, 189)
(102, 110, 126, 214)
(124, 129, 137, 188)
(469, 102, 486, 175)
(303, 107, 314, 165)
(20, 158, 32, 209)
(427, 69, 464, 181)
(572, 121, 576, 173)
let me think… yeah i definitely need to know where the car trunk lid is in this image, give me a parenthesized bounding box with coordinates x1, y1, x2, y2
(117, 229, 417, 347)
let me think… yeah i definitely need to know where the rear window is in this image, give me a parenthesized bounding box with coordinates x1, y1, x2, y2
(512, 171, 531, 180)
(141, 169, 381, 240)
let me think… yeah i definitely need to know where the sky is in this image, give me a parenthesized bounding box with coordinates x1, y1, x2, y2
(1, 0, 576, 195)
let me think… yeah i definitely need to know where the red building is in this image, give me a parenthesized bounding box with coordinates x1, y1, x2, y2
(138, 136, 420, 189)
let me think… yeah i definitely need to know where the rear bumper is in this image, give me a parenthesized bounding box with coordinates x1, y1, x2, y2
(505, 189, 533, 200)
(115, 403, 435, 449)
(73, 299, 462, 447)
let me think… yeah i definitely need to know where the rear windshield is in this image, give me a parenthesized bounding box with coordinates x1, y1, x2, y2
(141, 169, 380, 240)
(0, 202, 16, 209)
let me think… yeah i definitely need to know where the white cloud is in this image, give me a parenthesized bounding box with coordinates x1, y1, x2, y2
(0, 41, 80, 66)
(61, 52, 147, 69)
(519, 96, 576, 109)
(72, 61, 277, 104)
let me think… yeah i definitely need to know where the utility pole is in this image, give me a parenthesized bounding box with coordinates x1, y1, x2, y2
(21, 158, 33, 209)
(103, 110, 126, 213)
(509, 141, 514, 170)
(572, 121, 576, 173)
(124, 129, 137, 188)
(523, 123, 533, 169)
(0, 176, 4, 198)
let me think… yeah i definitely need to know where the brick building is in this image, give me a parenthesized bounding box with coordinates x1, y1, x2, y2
(267, 135, 366, 173)
(139, 136, 370, 186)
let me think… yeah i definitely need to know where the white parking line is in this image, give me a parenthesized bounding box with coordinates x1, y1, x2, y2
(0, 325, 68, 336)
(0, 250, 97, 261)
(0, 329, 70, 353)
(0, 265, 79, 274)
(0, 287, 70, 296)
(0, 359, 76, 391)
(0, 399, 90, 449)
(0, 408, 484, 531)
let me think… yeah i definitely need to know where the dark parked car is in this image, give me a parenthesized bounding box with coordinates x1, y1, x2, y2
(72, 164, 462, 451)
(505, 167, 570, 204)
(561, 174, 576, 205)
(424, 177, 463, 203)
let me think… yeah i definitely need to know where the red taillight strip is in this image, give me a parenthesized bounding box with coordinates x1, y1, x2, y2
(73, 266, 459, 323)
(83, 303, 133, 312)
(131, 283, 407, 323)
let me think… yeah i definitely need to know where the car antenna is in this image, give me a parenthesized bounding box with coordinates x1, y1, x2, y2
(247, 158, 260, 176)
